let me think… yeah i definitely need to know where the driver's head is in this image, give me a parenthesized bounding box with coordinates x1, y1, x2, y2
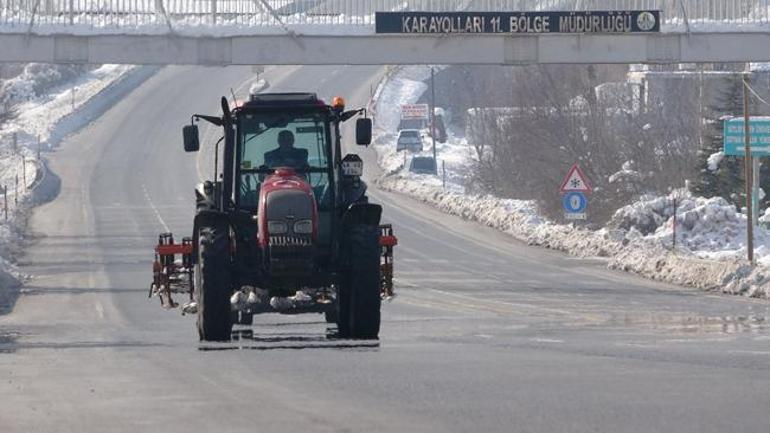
(278, 130, 295, 149)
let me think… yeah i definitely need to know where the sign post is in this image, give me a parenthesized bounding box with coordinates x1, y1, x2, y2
(560, 163, 592, 221)
(743, 73, 754, 265)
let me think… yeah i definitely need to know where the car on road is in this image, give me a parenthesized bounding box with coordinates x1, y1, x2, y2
(409, 156, 437, 175)
(396, 129, 424, 152)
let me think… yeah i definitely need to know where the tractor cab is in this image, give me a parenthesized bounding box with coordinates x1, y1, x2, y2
(234, 93, 338, 247)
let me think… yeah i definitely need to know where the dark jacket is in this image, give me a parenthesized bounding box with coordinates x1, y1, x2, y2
(264, 147, 309, 169)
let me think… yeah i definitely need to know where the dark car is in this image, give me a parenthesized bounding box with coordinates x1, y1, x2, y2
(409, 156, 437, 174)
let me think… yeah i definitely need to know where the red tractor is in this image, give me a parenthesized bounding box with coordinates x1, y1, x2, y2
(150, 93, 397, 341)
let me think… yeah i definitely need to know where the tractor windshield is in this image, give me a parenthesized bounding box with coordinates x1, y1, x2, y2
(237, 109, 332, 209)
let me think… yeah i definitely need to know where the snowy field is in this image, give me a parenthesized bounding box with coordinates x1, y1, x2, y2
(371, 66, 770, 298)
(0, 63, 141, 309)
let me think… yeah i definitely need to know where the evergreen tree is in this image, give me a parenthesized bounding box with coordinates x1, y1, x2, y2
(691, 76, 748, 208)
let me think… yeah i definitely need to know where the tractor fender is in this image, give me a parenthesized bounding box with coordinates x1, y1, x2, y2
(191, 209, 230, 263)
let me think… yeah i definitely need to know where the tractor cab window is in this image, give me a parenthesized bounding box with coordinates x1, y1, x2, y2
(238, 110, 332, 210)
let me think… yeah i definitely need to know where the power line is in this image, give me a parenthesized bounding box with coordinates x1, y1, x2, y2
(745, 80, 770, 107)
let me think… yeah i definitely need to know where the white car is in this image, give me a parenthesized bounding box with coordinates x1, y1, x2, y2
(396, 129, 424, 152)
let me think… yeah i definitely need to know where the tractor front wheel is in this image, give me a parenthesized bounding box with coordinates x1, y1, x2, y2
(196, 223, 233, 341)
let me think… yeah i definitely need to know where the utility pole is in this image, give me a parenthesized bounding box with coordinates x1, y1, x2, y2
(37, 135, 41, 160)
(21, 156, 26, 191)
(430, 67, 438, 174)
(743, 71, 755, 266)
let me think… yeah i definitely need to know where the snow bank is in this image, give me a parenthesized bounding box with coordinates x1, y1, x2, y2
(0, 63, 140, 313)
(371, 66, 770, 299)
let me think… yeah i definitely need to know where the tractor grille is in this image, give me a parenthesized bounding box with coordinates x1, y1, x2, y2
(268, 235, 314, 276)
(268, 235, 312, 247)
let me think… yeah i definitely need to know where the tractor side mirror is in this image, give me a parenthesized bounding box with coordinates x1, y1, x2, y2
(183, 124, 200, 152)
(356, 118, 372, 146)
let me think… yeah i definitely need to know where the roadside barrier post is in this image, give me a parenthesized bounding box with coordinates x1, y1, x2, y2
(37, 135, 41, 160)
(442, 160, 446, 190)
(672, 197, 677, 250)
(22, 156, 26, 191)
(14, 174, 18, 206)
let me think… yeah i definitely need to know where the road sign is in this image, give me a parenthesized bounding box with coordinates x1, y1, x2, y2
(563, 192, 588, 220)
(560, 163, 592, 193)
(401, 104, 429, 120)
(376, 11, 661, 34)
(563, 192, 587, 213)
(724, 117, 770, 156)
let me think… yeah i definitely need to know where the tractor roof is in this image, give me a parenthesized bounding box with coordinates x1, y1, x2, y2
(245, 92, 324, 108)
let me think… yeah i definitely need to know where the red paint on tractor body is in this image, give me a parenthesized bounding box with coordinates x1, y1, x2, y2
(256, 167, 318, 248)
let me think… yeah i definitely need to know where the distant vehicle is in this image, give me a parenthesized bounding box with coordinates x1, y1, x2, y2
(409, 156, 437, 175)
(396, 129, 424, 152)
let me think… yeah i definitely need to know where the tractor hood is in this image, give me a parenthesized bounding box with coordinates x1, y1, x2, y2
(257, 168, 318, 248)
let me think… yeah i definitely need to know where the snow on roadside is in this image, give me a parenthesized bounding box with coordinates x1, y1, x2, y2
(0, 64, 137, 311)
(371, 66, 770, 299)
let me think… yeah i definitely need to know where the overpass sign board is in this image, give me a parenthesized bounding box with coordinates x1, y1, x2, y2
(724, 117, 770, 157)
(376, 11, 660, 34)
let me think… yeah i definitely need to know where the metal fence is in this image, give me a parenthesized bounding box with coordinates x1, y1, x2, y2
(1, 0, 769, 32)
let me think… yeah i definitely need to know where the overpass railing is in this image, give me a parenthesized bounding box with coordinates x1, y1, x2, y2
(1, 0, 768, 34)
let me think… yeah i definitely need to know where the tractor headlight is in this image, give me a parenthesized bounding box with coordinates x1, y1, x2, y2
(267, 221, 288, 234)
(293, 219, 313, 234)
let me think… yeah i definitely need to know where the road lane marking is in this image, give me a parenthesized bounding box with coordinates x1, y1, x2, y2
(141, 182, 170, 233)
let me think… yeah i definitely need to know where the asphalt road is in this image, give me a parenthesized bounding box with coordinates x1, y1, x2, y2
(2, 65, 770, 433)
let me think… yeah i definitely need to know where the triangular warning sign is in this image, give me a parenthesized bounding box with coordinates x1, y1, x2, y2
(560, 163, 592, 193)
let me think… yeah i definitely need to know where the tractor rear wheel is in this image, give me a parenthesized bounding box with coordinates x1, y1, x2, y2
(337, 224, 381, 339)
(196, 223, 232, 341)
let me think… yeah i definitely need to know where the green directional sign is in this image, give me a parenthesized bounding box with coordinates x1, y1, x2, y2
(724, 117, 770, 157)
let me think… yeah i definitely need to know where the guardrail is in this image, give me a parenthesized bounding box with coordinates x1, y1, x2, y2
(1, 0, 768, 33)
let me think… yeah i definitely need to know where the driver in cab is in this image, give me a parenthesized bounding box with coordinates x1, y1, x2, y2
(264, 130, 309, 170)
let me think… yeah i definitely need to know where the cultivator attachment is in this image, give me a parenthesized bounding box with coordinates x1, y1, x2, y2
(149, 226, 397, 314)
(149, 233, 194, 311)
(380, 224, 398, 300)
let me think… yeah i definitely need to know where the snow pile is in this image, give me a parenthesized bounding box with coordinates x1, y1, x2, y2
(707, 151, 724, 171)
(371, 66, 770, 299)
(0, 64, 90, 113)
(0, 63, 140, 312)
(2, 64, 136, 143)
(612, 192, 770, 266)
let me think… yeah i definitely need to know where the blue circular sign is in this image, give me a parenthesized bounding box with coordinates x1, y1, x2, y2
(563, 192, 587, 213)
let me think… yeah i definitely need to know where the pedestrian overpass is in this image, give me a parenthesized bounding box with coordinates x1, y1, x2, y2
(1, 0, 769, 64)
